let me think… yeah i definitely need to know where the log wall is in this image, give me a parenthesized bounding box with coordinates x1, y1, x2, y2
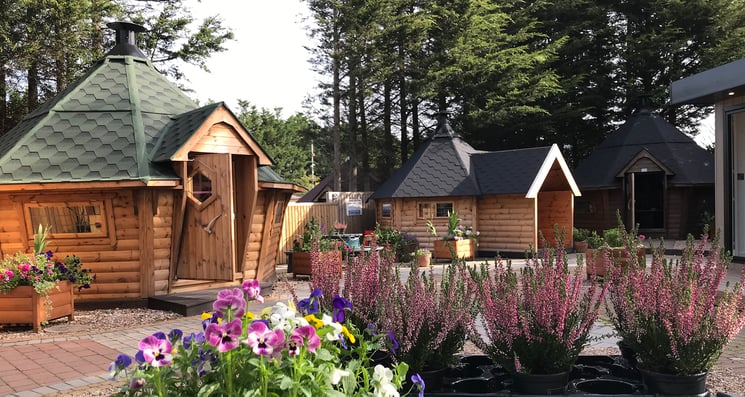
(476, 194, 536, 252)
(537, 190, 573, 248)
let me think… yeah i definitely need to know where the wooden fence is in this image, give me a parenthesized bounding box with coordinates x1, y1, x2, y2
(276, 192, 376, 264)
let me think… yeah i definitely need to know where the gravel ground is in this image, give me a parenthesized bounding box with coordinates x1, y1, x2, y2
(2, 279, 744, 396)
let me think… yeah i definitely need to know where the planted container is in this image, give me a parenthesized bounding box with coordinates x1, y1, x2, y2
(0, 280, 75, 332)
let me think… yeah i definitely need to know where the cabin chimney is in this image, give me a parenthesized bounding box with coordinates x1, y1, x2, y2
(105, 21, 147, 58)
(433, 111, 458, 139)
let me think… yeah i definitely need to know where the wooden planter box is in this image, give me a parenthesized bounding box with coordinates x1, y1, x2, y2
(291, 250, 343, 276)
(586, 246, 646, 279)
(0, 280, 75, 332)
(433, 239, 475, 260)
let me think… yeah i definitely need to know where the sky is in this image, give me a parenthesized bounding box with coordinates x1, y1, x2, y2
(182, 0, 318, 117)
(179, 0, 715, 147)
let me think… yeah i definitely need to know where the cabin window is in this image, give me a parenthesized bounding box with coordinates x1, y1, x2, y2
(381, 203, 392, 218)
(418, 203, 432, 219)
(274, 200, 285, 224)
(25, 201, 108, 238)
(435, 202, 453, 217)
(190, 171, 213, 203)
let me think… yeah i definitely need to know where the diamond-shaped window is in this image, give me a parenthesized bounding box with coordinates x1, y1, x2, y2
(190, 171, 213, 204)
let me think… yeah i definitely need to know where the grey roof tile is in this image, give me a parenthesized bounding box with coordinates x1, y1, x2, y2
(574, 108, 714, 189)
(370, 117, 556, 200)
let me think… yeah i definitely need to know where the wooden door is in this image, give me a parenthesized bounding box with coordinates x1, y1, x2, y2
(176, 153, 234, 281)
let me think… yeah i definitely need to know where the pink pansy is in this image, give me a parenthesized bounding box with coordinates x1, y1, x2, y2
(246, 321, 285, 356)
(205, 319, 243, 352)
(138, 335, 173, 367)
(242, 279, 264, 303)
(213, 288, 246, 318)
(289, 325, 321, 355)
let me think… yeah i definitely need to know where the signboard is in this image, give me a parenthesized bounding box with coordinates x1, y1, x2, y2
(346, 198, 363, 216)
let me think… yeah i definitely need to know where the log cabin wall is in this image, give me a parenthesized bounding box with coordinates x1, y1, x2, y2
(0, 190, 146, 301)
(245, 191, 267, 281)
(151, 190, 174, 295)
(476, 194, 536, 252)
(574, 189, 624, 234)
(383, 196, 477, 250)
(537, 190, 573, 248)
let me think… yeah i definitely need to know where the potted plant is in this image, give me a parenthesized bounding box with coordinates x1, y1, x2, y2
(292, 217, 343, 276)
(414, 248, 431, 267)
(585, 223, 646, 279)
(0, 225, 94, 331)
(378, 260, 474, 389)
(469, 234, 608, 394)
(109, 280, 421, 396)
(606, 231, 745, 395)
(572, 227, 590, 253)
(432, 210, 479, 260)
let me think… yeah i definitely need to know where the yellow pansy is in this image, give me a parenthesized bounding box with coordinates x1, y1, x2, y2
(305, 315, 324, 329)
(341, 325, 356, 344)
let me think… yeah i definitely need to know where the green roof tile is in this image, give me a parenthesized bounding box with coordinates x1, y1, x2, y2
(0, 54, 198, 184)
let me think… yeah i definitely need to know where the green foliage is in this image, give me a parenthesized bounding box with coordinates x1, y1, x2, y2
(586, 231, 604, 249)
(572, 227, 590, 242)
(236, 102, 321, 188)
(33, 224, 51, 255)
(602, 228, 623, 248)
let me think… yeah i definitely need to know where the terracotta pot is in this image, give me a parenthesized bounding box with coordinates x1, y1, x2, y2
(433, 239, 475, 260)
(0, 280, 75, 332)
(416, 251, 431, 267)
(573, 240, 588, 253)
(585, 246, 646, 279)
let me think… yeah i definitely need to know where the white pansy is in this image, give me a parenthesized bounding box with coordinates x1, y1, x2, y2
(321, 314, 342, 341)
(329, 368, 350, 385)
(375, 383, 400, 397)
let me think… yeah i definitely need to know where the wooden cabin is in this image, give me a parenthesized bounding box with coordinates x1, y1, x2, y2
(0, 22, 303, 302)
(671, 59, 745, 259)
(572, 104, 714, 239)
(369, 114, 581, 254)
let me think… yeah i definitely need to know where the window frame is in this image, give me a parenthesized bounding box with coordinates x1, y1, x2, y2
(20, 196, 116, 247)
(380, 202, 392, 218)
(417, 201, 454, 219)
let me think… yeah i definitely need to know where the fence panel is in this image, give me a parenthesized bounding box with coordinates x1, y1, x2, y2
(276, 192, 376, 264)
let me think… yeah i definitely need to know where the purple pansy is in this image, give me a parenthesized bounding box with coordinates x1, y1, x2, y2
(246, 320, 285, 356)
(332, 295, 353, 323)
(242, 279, 264, 303)
(213, 288, 246, 318)
(205, 319, 243, 352)
(138, 335, 173, 367)
(411, 373, 425, 397)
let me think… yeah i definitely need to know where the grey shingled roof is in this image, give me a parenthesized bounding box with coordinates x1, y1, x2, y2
(370, 117, 564, 200)
(573, 108, 714, 189)
(0, 54, 197, 184)
(150, 102, 222, 162)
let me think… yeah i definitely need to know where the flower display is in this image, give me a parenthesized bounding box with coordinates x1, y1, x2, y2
(110, 281, 419, 396)
(607, 232, 745, 375)
(468, 238, 608, 375)
(443, 210, 479, 241)
(0, 251, 94, 295)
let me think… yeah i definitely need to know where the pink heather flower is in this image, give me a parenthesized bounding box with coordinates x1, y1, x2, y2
(242, 279, 264, 303)
(289, 325, 321, 355)
(213, 288, 246, 319)
(205, 319, 243, 352)
(246, 320, 285, 356)
(19, 263, 30, 274)
(138, 335, 173, 367)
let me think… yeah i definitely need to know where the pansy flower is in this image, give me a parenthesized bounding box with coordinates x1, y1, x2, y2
(242, 279, 264, 303)
(108, 353, 132, 379)
(297, 288, 322, 315)
(138, 335, 173, 367)
(246, 320, 285, 356)
(213, 288, 246, 318)
(205, 319, 243, 352)
(289, 325, 321, 355)
(410, 373, 425, 397)
(332, 295, 353, 323)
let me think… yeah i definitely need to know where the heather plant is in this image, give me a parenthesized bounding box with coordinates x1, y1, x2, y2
(309, 240, 344, 306)
(110, 280, 421, 396)
(377, 259, 475, 374)
(469, 239, 608, 374)
(606, 231, 745, 375)
(342, 242, 389, 331)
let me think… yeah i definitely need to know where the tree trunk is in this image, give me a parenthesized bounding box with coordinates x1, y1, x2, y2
(332, 11, 342, 191)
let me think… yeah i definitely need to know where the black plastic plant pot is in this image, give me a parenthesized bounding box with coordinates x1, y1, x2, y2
(573, 379, 640, 395)
(639, 368, 708, 395)
(450, 377, 493, 394)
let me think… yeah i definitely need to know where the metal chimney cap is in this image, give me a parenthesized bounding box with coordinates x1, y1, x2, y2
(105, 21, 147, 58)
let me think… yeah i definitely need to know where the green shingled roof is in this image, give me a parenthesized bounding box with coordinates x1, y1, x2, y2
(0, 54, 198, 184)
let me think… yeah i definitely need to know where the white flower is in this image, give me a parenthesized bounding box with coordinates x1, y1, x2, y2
(321, 314, 342, 341)
(373, 365, 394, 384)
(375, 383, 400, 397)
(329, 368, 350, 385)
